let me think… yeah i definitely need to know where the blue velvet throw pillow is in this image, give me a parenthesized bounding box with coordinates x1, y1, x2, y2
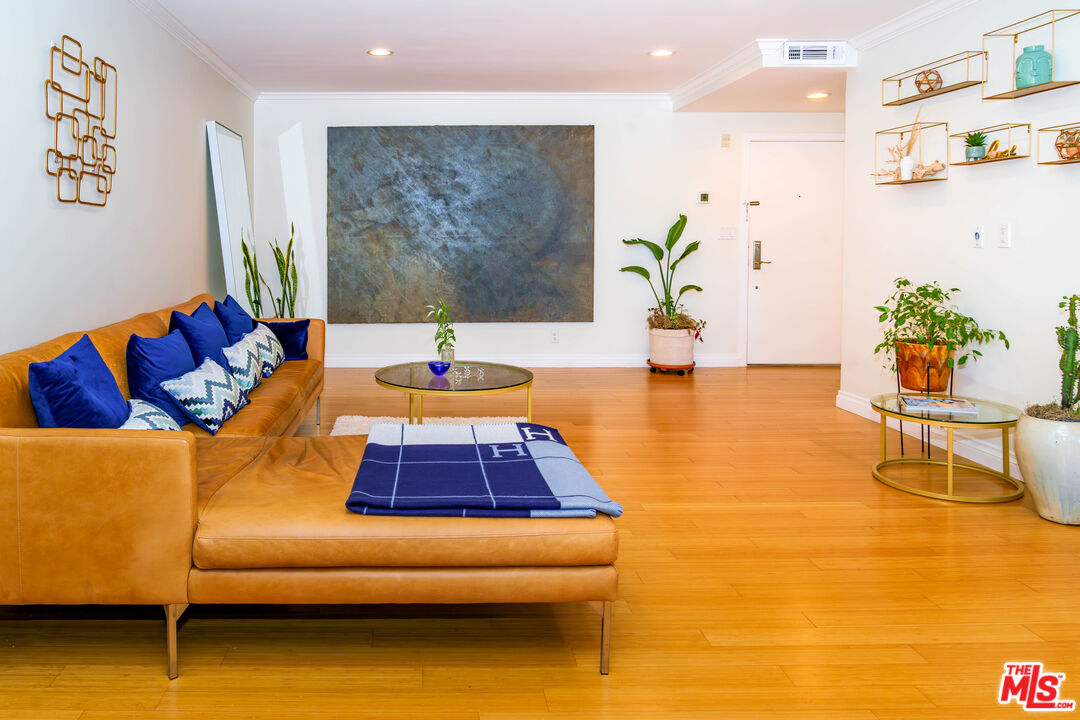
(170, 303, 229, 369)
(267, 319, 309, 361)
(126, 329, 196, 427)
(28, 334, 129, 428)
(214, 294, 256, 345)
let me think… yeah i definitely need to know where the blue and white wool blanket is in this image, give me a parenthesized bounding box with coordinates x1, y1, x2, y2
(346, 423, 623, 518)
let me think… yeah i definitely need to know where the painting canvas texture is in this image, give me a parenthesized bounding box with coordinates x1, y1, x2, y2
(327, 125, 594, 323)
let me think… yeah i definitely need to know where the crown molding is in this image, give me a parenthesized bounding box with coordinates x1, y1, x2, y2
(668, 42, 761, 110)
(848, 0, 981, 51)
(256, 91, 673, 105)
(127, 0, 259, 100)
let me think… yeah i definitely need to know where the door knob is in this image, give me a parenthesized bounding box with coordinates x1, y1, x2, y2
(752, 240, 772, 270)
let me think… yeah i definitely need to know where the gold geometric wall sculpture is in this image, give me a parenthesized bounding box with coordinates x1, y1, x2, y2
(44, 35, 117, 206)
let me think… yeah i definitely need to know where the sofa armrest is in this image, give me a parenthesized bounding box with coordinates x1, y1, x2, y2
(0, 428, 197, 605)
(258, 317, 325, 364)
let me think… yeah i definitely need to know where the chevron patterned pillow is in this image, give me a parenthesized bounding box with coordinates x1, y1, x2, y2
(222, 334, 263, 393)
(249, 323, 285, 378)
(118, 398, 182, 431)
(160, 357, 250, 434)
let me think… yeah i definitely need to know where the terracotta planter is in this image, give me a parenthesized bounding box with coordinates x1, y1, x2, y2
(1016, 413, 1080, 524)
(896, 342, 953, 392)
(649, 328, 695, 367)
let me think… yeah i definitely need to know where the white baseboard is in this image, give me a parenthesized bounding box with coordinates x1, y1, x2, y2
(326, 352, 744, 369)
(835, 389, 1020, 479)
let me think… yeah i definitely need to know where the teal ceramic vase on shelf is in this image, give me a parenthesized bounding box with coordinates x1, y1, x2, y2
(1016, 45, 1052, 89)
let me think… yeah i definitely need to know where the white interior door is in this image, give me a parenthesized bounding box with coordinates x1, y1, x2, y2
(746, 140, 844, 365)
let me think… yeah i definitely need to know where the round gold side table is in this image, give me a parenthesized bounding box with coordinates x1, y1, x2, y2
(870, 393, 1023, 504)
(375, 361, 534, 424)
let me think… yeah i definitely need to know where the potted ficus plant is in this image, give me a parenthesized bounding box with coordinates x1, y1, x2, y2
(620, 214, 705, 371)
(874, 277, 1009, 392)
(424, 299, 455, 376)
(964, 131, 988, 162)
(1016, 294, 1080, 524)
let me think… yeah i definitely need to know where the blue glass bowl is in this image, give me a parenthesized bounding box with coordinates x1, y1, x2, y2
(428, 360, 451, 376)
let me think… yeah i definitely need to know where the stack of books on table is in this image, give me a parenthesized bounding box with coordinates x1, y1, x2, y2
(900, 396, 978, 415)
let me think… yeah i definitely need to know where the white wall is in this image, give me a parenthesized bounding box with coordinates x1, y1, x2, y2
(838, 0, 1080, 464)
(0, 0, 254, 353)
(253, 95, 842, 366)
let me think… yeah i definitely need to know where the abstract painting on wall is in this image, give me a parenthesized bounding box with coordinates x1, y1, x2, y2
(327, 125, 594, 323)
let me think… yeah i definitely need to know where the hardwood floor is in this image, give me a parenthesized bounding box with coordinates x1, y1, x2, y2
(3, 366, 1079, 719)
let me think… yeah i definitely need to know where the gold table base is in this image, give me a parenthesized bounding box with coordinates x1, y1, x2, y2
(874, 411, 1023, 504)
(376, 379, 533, 425)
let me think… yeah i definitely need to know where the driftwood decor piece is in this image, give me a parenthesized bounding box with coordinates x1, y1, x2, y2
(873, 113, 948, 184)
(44, 35, 117, 206)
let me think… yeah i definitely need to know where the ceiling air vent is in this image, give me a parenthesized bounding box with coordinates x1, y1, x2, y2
(757, 39, 857, 68)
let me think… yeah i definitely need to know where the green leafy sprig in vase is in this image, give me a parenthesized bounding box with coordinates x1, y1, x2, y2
(425, 299, 456, 371)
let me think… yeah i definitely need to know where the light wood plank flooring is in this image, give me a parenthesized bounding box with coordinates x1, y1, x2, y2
(2, 366, 1078, 719)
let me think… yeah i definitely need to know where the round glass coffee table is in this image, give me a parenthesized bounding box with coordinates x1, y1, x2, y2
(870, 393, 1023, 504)
(374, 361, 534, 424)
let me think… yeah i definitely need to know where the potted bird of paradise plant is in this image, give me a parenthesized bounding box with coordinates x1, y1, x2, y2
(620, 214, 705, 372)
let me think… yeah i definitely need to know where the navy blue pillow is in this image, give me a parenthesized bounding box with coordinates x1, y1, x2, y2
(267, 319, 309, 361)
(126, 329, 196, 427)
(170, 303, 229, 369)
(214, 294, 256, 345)
(28, 334, 129, 428)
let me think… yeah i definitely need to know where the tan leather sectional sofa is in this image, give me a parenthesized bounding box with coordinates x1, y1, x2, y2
(0, 295, 619, 677)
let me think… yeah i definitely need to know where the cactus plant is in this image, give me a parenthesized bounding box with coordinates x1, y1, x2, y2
(1057, 294, 1080, 410)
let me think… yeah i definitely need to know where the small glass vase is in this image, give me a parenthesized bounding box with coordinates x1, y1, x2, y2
(440, 347, 455, 366)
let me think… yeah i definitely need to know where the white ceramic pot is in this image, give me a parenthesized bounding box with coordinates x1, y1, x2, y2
(899, 156, 916, 181)
(649, 328, 695, 367)
(1016, 413, 1080, 524)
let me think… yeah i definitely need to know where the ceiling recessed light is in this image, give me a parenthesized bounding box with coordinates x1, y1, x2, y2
(807, 92, 829, 99)
(649, 49, 675, 58)
(367, 48, 393, 57)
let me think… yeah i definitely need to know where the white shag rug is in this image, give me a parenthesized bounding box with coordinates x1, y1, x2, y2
(330, 415, 528, 436)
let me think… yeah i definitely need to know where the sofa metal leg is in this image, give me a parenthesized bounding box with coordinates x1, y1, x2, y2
(316, 396, 322, 427)
(600, 600, 612, 675)
(165, 603, 188, 679)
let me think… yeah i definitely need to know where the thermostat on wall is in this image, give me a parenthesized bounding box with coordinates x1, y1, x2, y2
(698, 192, 710, 204)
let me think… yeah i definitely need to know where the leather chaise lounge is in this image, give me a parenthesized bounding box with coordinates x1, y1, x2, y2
(0, 295, 619, 677)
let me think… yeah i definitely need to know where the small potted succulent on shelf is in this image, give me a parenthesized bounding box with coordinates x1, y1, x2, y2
(964, 131, 988, 162)
(1016, 294, 1080, 525)
(620, 214, 705, 372)
(874, 277, 1009, 392)
(425, 299, 456, 376)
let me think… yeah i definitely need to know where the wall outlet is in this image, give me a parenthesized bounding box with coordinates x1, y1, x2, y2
(998, 223, 1012, 248)
(550, 330, 559, 344)
(721, 133, 731, 148)
(973, 225, 984, 248)
(698, 192, 710, 204)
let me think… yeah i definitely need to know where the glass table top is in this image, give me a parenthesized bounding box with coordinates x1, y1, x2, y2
(871, 393, 1020, 425)
(375, 361, 533, 392)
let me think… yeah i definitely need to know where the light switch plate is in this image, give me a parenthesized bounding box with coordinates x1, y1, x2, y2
(999, 223, 1012, 248)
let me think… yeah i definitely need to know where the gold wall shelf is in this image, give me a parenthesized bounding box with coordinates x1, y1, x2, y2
(882, 51, 985, 106)
(874, 121, 949, 186)
(949, 123, 1031, 166)
(1038, 122, 1080, 165)
(982, 10, 1080, 101)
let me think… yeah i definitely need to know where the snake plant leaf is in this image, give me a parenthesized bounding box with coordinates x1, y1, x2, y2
(664, 214, 687, 251)
(622, 238, 664, 261)
(620, 265, 652, 281)
(669, 240, 701, 271)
